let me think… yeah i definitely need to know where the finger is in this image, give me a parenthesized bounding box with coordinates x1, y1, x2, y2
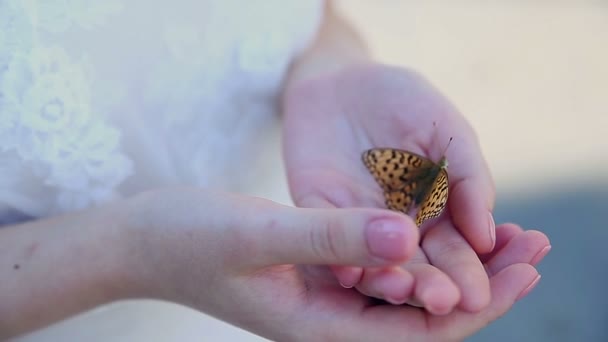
(320, 264, 539, 342)
(243, 203, 420, 268)
(484, 230, 551, 276)
(351, 248, 459, 312)
(449, 178, 495, 253)
(423, 219, 490, 312)
(446, 136, 496, 254)
(351, 249, 434, 308)
(405, 262, 461, 315)
(492, 223, 524, 251)
(429, 263, 540, 341)
(294, 194, 366, 289)
(480, 223, 523, 263)
(331, 265, 363, 288)
(354, 267, 415, 305)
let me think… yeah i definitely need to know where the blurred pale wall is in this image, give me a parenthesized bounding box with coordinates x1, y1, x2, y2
(337, 0, 608, 193)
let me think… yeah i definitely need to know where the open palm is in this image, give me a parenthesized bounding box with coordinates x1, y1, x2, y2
(230, 220, 545, 341)
(283, 64, 511, 313)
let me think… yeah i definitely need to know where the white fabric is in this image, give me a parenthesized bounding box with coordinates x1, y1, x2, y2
(0, 0, 323, 222)
(1, 1, 323, 340)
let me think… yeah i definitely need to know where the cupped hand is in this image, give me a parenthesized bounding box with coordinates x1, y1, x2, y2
(282, 63, 499, 313)
(124, 188, 548, 341)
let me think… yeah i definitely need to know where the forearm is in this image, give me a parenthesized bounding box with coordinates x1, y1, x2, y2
(284, 0, 371, 86)
(0, 203, 135, 339)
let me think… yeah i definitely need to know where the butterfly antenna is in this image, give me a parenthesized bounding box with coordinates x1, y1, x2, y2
(442, 137, 453, 156)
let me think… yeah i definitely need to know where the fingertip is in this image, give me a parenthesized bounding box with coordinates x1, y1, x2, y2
(491, 263, 539, 303)
(369, 268, 415, 305)
(523, 229, 551, 248)
(516, 274, 541, 301)
(424, 284, 461, 315)
(495, 223, 524, 240)
(459, 285, 491, 313)
(530, 245, 551, 266)
(450, 180, 494, 253)
(456, 267, 491, 313)
(331, 265, 363, 288)
(407, 262, 461, 315)
(488, 212, 496, 251)
(423, 220, 491, 313)
(365, 213, 419, 263)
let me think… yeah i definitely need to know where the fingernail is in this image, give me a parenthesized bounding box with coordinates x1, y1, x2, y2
(366, 219, 410, 261)
(516, 274, 541, 301)
(339, 281, 354, 289)
(385, 295, 408, 305)
(374, 271, 413, 305)
(488, 212, 496, 248)
(531, 245, 551, 265)
(335, 266, 363, 288)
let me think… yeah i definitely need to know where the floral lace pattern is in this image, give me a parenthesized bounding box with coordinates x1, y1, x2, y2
(22, 0, 123, 33)
(0, 0, 132, 216)
(0, 0, 322, 221)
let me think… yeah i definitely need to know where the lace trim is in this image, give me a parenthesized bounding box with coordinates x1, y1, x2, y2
(0, 1, 132, 214)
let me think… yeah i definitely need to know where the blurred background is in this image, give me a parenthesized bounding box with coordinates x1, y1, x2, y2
(18, 1, 607, 341)
(340, 1, 608, 341)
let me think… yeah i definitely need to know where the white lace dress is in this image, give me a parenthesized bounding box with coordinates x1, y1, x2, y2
(1, 0, 323, 340)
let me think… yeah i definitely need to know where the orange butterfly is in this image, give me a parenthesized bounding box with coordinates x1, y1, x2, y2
(362, 138, 452, 226)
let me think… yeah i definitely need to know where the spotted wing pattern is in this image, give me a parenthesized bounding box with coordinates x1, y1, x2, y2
(362, 149, 434, 190)
(385, 190, 414, 213)
(415, 168, 449, 226)
(362, 148, 449, 226)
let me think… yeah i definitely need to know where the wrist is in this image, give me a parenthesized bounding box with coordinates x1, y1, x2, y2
(108, 192, 171, 302)
(114, 189, 216, 307)
(77, 192, 178, 304)
(80, 199, 148, 302)
(284, 1, 371, 87)
(0, 199, 147, 338)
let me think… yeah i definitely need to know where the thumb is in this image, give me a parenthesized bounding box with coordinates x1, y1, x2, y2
(243, 203, 420, 268)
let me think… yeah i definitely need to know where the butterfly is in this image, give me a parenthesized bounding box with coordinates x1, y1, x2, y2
(362, 138, 452, 227)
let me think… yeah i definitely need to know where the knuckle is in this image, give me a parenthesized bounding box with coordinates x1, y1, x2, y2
(309, 216, 345, 263)
(433, 238, 471, 260)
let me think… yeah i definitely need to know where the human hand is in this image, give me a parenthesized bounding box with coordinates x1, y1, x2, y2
(282, 63, 502, 313)
(124, 188, 548, 341)
(123, 187, 417, 340)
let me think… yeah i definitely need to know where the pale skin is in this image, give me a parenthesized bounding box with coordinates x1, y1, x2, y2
(0, 2, 550, 341)
(284, 1, 498, 311)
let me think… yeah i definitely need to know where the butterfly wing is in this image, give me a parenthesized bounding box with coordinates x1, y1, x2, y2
(385, 190, 414, 213)
(362, 148, 437, 214)
(415, 168, 449, 226)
